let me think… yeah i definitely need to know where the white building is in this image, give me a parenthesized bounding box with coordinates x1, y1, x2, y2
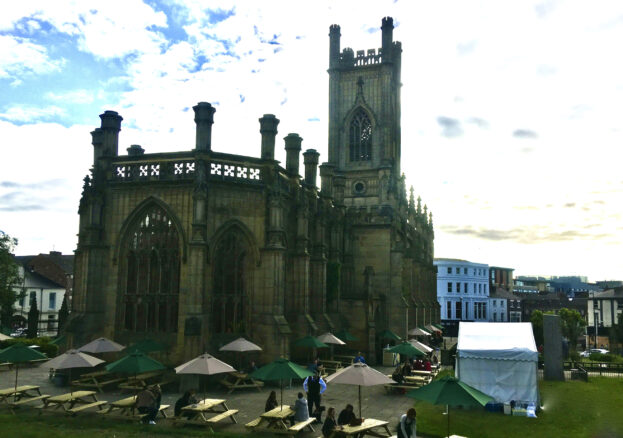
(434, 259, 490, 329)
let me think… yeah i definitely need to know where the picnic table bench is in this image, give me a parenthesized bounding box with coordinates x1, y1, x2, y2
(117, 371, 175, 390)
(319, 360, 343, 374)
(96, 395, 169, 420)
(72, 370, 126, 393)
(0, 385, 42, 404)
(0, 362, 12, 371)
(333, 355, 355, 367)
(39, 390, 101, 413)
(177, 398, 237, 432)
(7, 394, 51, 414)
(246, 405, 315, 435)
(220, 371, 264, 394)
(330, 418, 392, 437)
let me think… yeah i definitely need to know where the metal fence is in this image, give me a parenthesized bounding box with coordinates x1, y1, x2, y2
(537, 361, 623, 380)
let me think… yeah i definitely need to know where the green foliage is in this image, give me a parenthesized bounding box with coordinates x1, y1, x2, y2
(27, 296, 39, 339)
(326, 261, 340, 303)
(589, 352, 614, 362)
(57, 295, 68, 334)
(568, 350, 580, 362)
(531, 310, 544, 348)
(0, 233, 21, 331)
(558, 308, 587, 353)
(0, 337, 59, 357)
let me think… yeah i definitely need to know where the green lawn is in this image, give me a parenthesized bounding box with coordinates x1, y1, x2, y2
(415, 377, 623, 438)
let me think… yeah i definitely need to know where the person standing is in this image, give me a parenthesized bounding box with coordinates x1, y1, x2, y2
(354, 352, 366, 364)
(397, 408, 416, 438)
(304, 371, 327, 419)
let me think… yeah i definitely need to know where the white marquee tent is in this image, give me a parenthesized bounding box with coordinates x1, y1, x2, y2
(456, 322, 538, 405)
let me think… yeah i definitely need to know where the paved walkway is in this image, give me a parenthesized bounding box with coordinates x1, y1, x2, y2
(2, 363, 419, 436)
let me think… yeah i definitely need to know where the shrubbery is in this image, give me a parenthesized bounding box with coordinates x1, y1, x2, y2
(588, 352, 614, 362)
(0, 337, 58, 357)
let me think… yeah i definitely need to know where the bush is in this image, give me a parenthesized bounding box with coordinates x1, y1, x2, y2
(0, 337, 58, 358)
(589, 352, 614, 362)
(568, 351, 580, 362)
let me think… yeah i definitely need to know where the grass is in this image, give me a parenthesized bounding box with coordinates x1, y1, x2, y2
(415, 376, 623, 438)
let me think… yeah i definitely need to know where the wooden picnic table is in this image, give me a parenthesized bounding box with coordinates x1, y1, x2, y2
(98, 395, 137, 416)
(41, 390, 102, 413)
(0, 385, 41, 403)
(179, 398, 238, 430)
(220, 371, 264, 394)
(117, 370, 172, 390)
(72, 370, 126, 393)
(332, 418, 392, 437)
(259, 405, 295, 430)
(333, 355, 355, 366)
(411, 369, 433, 377)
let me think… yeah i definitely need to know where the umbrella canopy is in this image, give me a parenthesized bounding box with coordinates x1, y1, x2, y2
(250, 358, 314, 409)
(409, 339, 433, 354)
(175, 353, 236, 375)
(425, 324, 442, 333)
(387, 342, 426, 358)
(335, 329, 358, 342)
(0, 333, 11, 341)
(432, 323, 444, 331)
(44, 349, 104, 369)
(407, 376, 494, 437)
(79, 337, 125, 354)
(378, 329, 401, 341)
(316, 333, 346, 346)
(0, 343, 48, 402)
(408, 327, 431, 337)
(219, 337, 262, 352)
(126, 339, 167, 354)
(105, 352, 165, 375)
(293, 335, 329, 349)
(325, 362, 394, 417)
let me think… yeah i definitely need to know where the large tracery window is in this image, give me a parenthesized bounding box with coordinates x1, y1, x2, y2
(123, 205, 180, 333)
(349, 109, 372, 161)
(212, 231, 247, 334)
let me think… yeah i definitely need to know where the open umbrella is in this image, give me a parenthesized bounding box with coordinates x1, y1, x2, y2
(407, 376, 494, 437)
(325, 362, 394, 418)
(0, 343, 47, 402)
(335, 329, 358, 342)
(79, 337, 125, 354)
(316, 333, 345, 360)
(294, 335, 329, 362)
(388, 342, 426, 358)
(409, 339, 433, 354)
(250, 358, 313, 410)
(425, 324, 442, 334)
(175, 353, 236, 404)
(126, 339, 167, 354)
(219, 337, 262, 370)
(106, 352, 166, 392)
(43, 349, 104, 396)
(408, 327, 430, 337)
(378, 329, 402, 342)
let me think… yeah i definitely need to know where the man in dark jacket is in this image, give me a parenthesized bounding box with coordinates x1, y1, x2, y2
(303, 371, 327, 419)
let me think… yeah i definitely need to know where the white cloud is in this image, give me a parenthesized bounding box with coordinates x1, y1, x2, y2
(0, 35, 64, 80)
(45, 89, 96, 104)
(0, 105, 66, 122)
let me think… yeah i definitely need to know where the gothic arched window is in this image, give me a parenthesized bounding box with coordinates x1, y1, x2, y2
(212, 231, 247, 334)
(349, 109, 372, 161)
(123, 205, 180, 333)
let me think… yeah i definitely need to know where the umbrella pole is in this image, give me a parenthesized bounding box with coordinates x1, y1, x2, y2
(280, 379, 283, 411)
(447, 404, 450, 438)
(358, 385, 362, 418)
(14, 364, 19, 403)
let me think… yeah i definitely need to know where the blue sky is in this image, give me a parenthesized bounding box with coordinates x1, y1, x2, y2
(1, 0, 622, 281)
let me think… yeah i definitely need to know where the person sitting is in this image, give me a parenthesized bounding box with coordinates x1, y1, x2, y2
(265, 390, 278, 412)
(247, 360, 258, 373)
(174, 389, 199, 417)
(392, 364, 405, 384)
(337, 404, 356, 426)
(307, 358, 319, 373)
(322, 407, 339, 437)
(397, 407, 417, 438)
(432, 355, 439, 365)
(290, 392, 309, 426)
(354, 352, 366, 364)
(424, 359, 432, 372)
(136, 385, 158, 425)
(401, 360, 412, 376)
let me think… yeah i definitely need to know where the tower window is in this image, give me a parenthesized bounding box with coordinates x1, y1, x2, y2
(349, 109, 372, 161)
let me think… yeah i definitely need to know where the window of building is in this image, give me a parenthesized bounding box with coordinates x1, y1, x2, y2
(456, 282, 461, 293)
(484, 285, 488, 294)
(29, 291, 36, 306)
(501, 301, 505, 308)
(464, 283, 468, 294)
(483, 303, 487, 319)
(47, 315, 55, 331)
(493, 300, 497, 307)
(465, 301, 469, 319)
(473, 302, 477, 319)
(464, 267, 467, 275)
(447, 267, 451, 274)
(456, 267, 460, 274)
(49, 292, 56, 310)
(122, 204, 180, 333)
(447, 282, 452, 293)
(479, 284, 482, 293)
(447, 301, 452, 319)
(493, 313, 497, 322)
(455, 301, 462, 319)
(349, 109, 372, 161)
(491, 270, 495, 279)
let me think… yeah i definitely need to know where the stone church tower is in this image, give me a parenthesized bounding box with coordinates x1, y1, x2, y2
(66, 17, 437, 365)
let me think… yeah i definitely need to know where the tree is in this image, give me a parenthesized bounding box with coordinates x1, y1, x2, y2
(0, 233, 21, 332)
(558, 308, 586, 353)
(27, 296, 39, 338)
(57, 295, 69, 335)
(531, 310, 544, 348)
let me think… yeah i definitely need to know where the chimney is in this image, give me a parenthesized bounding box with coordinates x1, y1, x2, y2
(381, 16, 394, 62)
(303, 149, 320, 187)
(99, 110, 123, 157)
(259, 114, 280, 160)
(127, 145, 145, 156)
(329, 24, 341, 69)
(193, 102, 216, 151)
(284, 133, 302, 175)
(90, 128, 104, 164)
(319, 163, 334, 199)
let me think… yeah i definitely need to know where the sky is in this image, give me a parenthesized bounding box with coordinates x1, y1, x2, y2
(0, 0, 622, 282)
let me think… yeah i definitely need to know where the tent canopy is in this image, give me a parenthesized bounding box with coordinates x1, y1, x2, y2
(456, 322, 538, 405)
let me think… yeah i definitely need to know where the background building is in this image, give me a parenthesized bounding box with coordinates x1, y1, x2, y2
(586, 287, 623, 349)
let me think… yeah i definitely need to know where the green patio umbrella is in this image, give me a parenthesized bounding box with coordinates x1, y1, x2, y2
(106, 351, 166, 374)
(0, 343, 47, 402)
(378, 329, 402, 342)
(407, 376, 494, 437)
(250, 358, 314, 410)
(387, 341, 426, 358)
(293, 336, 329, 349)
(126, 339, 167, 354)
(335, 329, 358, 342)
